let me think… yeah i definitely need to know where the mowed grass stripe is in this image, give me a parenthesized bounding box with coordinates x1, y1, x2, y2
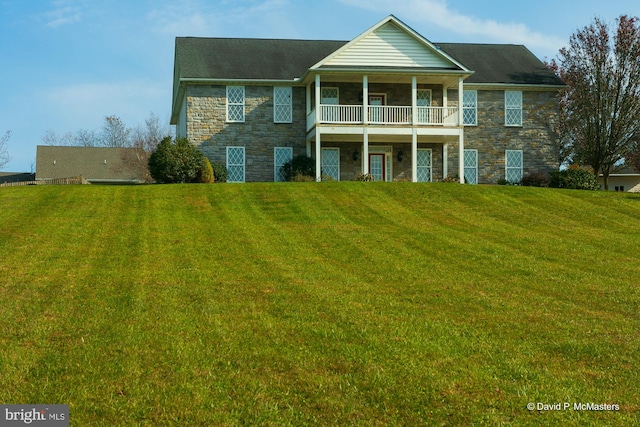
(0, 183, 639, 425)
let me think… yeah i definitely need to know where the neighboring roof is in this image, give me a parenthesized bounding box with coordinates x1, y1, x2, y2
(0, 172, 34, 183)
(436, 43, 563, 86)
(36, 146, 147, 183)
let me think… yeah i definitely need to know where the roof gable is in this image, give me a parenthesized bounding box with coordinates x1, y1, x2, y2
(315, 16, 466, 71)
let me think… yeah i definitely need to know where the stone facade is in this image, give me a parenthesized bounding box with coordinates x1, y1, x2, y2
(185, 85, 308, 182)
(182, 83, 560, 183)
(450, 89, 560, 183)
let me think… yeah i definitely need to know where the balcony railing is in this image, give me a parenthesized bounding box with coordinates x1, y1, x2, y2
(307, 105, 459, 129)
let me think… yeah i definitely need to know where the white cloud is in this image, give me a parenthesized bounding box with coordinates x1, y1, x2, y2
(42, 0, 83, 28)
(339, 0, 565, 57)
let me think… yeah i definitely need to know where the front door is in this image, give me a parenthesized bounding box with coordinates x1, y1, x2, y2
(369, 153, 385, 181)
(369, 95, 385, 123)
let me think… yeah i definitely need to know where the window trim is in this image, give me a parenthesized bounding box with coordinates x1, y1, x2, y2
(226, 146, 245, 183)
(274, 147, 293, 182)
(505, 90, 522, 127)
(273, 86, 292, 123)
(416, 148, 433, 183)
(463, 149, 478, 184)
(505, 149, 523, 184)
(417, 89, 432, 106)
(226, 86, 245, 123)
(321, 147, 340, 181)
(463, 90, 477, 126)
(321, 87, 339, 105)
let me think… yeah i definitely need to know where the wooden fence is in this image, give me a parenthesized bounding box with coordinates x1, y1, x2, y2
(0, 176, 90, 187)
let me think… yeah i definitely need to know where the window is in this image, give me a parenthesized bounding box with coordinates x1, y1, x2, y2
(417, 89, 432, 106)
(505, 150, 523, 184)
(321, 148, 340, 181)
(463, 90, 477, 126)
(274, 86, 292, 123)
(227, 86, 245, 122)
(505, 91, 522, 126)
(417, 89, 432, 123)
(417, 149, 432, 182)
(226, 146, 245, 182)
(321, 87, 339, 105)
(464, 149, 478, 184)
(274, 147, 293, 182)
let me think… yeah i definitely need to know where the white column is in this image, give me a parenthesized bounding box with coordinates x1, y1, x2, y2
(362, 75, 369, 175)
(412, 128, 418, 182)
(315, 74, 321, 123)
(306, 84, 311, 117)
(315, 74, 322, 181)
(458, 77, 465, 184)
(316, 133, 322, 182)
(363, 75, 369, 124)
(412, 76, 417, 125)
(363, 129, 369, 175)
(443, 143, 448, 179)
(411, 76, 418, 182)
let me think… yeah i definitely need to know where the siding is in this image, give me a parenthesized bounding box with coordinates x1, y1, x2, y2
(324, 22, 453, 69)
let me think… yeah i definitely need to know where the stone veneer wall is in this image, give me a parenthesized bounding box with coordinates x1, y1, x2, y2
(184, 83, 559, 183)
(449, 89, 560, 183)
(185, 84, 308, 182)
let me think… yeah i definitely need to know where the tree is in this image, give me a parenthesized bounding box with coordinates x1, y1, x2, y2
(148, 136, 209, 184)
(0, 130, 11, 169)
(100, 115, 131, 148)
(549, 15, 640, 189)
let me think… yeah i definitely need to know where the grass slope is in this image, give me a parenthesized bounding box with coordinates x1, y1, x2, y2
(0, 183, 639, 426)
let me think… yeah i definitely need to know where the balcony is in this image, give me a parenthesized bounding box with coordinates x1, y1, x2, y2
(307, 105, 459, 131)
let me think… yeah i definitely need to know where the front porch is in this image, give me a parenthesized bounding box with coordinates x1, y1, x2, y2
(304, 74, 467, 182)
(306, 138, 459, 182)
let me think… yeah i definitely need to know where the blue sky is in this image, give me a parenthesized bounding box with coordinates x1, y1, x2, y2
(1, 0, 637, 171)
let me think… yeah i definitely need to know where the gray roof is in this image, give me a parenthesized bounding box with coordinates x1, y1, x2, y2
(436, 43, 562, 85)
(175, 37, 346, 81)
(174, 37, 563, 86)
(36, 146, 147, 183)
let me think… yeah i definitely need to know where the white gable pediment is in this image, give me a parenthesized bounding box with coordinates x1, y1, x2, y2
(318, 19, 461, 70)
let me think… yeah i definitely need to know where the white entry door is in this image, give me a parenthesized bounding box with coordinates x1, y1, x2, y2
(369, 153, 385, 181)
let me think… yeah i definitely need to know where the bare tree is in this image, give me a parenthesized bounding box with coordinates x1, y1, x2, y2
(100, 115, 131, 148)
(42, 129, 76, 146)
(549, 15, 640, 189)
(0, 130, 11, 169)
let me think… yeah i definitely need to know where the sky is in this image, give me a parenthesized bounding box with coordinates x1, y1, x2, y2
(1, 0, 638, 171)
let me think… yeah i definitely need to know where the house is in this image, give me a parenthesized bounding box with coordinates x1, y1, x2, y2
(36, 146, 148, 184)
(598, 166, 640, 192)
(171, 15, 564, 183)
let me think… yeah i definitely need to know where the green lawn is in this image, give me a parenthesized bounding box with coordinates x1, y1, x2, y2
(1, 183, 639, 426)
